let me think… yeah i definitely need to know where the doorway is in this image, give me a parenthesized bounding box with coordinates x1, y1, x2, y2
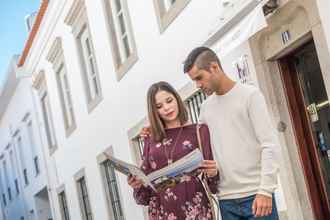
(279, 41, 330, 220)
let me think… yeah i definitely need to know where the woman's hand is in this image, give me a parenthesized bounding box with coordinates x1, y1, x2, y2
(139, 126, 151, 138)
(200, 160, 218, 177)
(128, 175, 144, 189)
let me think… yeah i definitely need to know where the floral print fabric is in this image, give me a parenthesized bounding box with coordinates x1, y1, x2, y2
(133, 124, 219, 220)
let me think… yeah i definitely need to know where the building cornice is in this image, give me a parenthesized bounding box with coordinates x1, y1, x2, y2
(32, 70, 46, 90)
(46, 37, 63, 64)
(64, 0, 85, 26)
(18, 0, 50, 67)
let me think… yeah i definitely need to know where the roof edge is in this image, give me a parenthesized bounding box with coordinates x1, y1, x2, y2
(17, 0, 50, 67)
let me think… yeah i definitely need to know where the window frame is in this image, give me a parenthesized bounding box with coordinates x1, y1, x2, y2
(47, 38, 77, 136)
(0, 157, 7, 207)
(33, 156, 40, 176)
(97, 147, 126, 220)
(57, 185, 71, 220)
(127, 118, 148, 165)
(34, 73, 58, 155)
(14, 179, 19, 195)
(153, 0, 191, 33)
(2, 160, 12, 201)
(78, 27, 102, 106)
(102, 0, 138, 80)
(55, 60, 77, 135)
(23, 168, 29, 186)
(8, 149, 20, 195)
(24, 117, 41, 176)
(65, 1, 103, 113)
(14, 133, 30, 187)
(74, 169, 94, 220)
(2, 193, 6, 207)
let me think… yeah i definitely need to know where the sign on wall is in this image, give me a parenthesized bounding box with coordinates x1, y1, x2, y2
(233, 54, 254, 85)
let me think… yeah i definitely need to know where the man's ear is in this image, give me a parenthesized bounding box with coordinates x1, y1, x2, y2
(209, 62, 219, 73)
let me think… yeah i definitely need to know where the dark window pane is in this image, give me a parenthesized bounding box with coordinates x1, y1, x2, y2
(118, 13, 126, 35)
(123, 36, 130, 59)
(102, 160, 124, 219)
(115, 0, 122, 12)
(15, 179, 19, 194)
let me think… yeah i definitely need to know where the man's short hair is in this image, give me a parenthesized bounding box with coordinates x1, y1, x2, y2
(183, 47, 222, 73)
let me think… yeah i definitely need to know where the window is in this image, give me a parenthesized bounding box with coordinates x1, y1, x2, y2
(9, 150, 19, 194)
(15, 179, 19, 195)
(47, 38, 76, 136)
(2, 193, 6, 207)
(2, 160, 11, 200)
(25, 119, 41, 175)
(58, 190, 70, 220)
(101, 159, 125, 219)
(29, 210, 35, 220)
(41, 91, 57, 153)
(34, 156, 40, 176)
(56, 63, 76, 134)
(76, 176, 93, 220)
(164, 0, 176, 11)
(0, 168, 7, 206)
(16, 135, 29, 186)
(153, 0, 191, 33)
(185, 90, 207, 123)
(23, 169, 29, 186)
(65, 1, 102, 112)
(135, 137, 145, 161)
(32, 71, 57, 154)
(7, 187, 12, 201)
(103, 0, 138, 80)
(79, 28, 102, 105)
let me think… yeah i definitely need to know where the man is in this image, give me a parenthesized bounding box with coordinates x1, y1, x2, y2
(183, 47, 280, 220)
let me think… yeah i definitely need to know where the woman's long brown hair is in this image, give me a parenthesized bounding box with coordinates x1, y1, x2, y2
(147, 81, 188, 142)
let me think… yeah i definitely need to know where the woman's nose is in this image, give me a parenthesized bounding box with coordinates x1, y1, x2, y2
(163, 104, 170, 111)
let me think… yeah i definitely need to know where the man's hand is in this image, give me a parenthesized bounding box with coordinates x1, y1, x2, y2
(127, 175, 143, 189)
(199, 160, 218, 177)
(252, 194, 273, 217)
(139, 126, 151, 138)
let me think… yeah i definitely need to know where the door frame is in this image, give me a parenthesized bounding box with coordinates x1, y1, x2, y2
(278, 40, 330, 220)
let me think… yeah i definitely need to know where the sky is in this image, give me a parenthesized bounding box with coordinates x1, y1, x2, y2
(0, 0, 41, 87)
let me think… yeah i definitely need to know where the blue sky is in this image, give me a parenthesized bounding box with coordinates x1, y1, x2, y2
(0, 0, 41, 86)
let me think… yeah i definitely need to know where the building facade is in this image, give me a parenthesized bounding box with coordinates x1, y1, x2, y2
(0, 56, 53, 220)
(1, 0, 330, 219)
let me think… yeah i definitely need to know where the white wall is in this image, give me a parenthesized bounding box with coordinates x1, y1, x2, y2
(317, 0, 330, 52)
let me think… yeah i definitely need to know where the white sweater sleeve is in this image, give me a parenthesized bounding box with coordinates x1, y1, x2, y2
(248, 89, 280, 197)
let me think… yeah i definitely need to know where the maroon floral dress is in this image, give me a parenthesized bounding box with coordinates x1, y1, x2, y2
(133, 124, 219, 220)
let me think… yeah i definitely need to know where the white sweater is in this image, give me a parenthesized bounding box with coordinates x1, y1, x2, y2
(199, 82, 280, 200)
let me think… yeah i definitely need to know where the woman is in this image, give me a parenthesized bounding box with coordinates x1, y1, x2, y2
(128, 81, 219, 219)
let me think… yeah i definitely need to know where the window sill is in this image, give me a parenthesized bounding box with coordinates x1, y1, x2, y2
(87, 95, 103, 114)
(115, 52, 138, 81)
